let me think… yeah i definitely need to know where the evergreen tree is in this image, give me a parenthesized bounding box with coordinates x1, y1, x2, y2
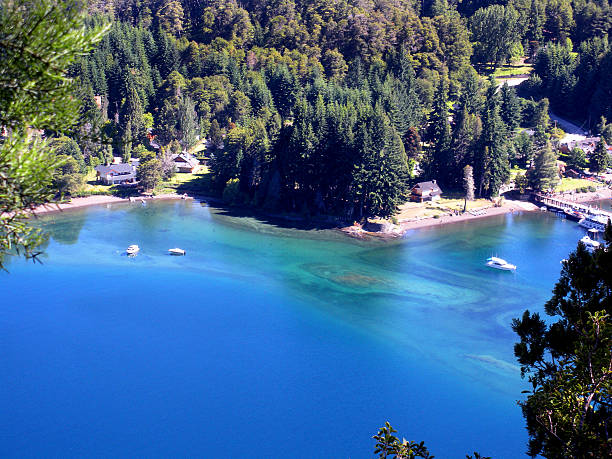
(209, 119, 223, 149)
(250, 75, 275, 113)
(0, 0, 106, 267)
(121, 120, 132, 163)
(428, 79, 453, 185)
(52, 155, 85, 197)
(500, 83, 521, 132)
(528, 141, 559, 191)
(514, 132, 535, 168)
(566, 147, 587, 170)
(590, 139, 609, 173)
(121, 82, 146, 147)
(267, 65, 298, 118)
(512, 230, 612, 458)
(48, 137, 86, 174)
(526, 0, 543, 56)
(137, 151, 162, 191)
(178, 96, 199, 149)
(352, 106, 409, 219)
(475, 79, 510, 197)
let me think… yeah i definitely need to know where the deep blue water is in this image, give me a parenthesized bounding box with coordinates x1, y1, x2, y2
(0, 200, 596, 458)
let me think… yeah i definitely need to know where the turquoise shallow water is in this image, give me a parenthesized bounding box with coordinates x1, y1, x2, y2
(0, 200, 595, 458)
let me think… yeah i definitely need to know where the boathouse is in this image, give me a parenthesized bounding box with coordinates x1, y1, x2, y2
(411, 180, 442, 202)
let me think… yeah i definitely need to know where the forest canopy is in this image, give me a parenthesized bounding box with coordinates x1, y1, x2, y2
(61, 0, 612, 219)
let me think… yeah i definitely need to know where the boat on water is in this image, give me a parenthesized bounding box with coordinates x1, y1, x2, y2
(486, 257, 516, 271)
(168, 248, 186, 256)
(564, 209, 586, 222)
(126, 244, 140, 255)
(578, 214, 609, 231)
(579, 235, 601, 252)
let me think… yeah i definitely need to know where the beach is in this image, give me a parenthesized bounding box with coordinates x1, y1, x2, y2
(29, 193, 192, 215)
(28, 187, 611, 239)
(398, 199, 538, 232)
(341, 188, 612, 238)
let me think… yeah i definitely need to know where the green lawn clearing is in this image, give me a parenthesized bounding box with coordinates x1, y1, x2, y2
(555, 177, 602, 192)
(493, 64, 533, 78)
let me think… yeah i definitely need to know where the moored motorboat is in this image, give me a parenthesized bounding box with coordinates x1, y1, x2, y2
(168, 248, 186, 256)
(578, 214, 609, 231)
(126, 244, 140, 255)
(564, 209, 586, 222)
(579, 235, 600, 252)
(486, 256, 516, 271)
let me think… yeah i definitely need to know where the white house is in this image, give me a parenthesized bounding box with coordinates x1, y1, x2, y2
(94, 163, 137, 185)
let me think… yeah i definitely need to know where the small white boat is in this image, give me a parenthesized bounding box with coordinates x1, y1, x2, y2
(579, 235, 600, 252)
(126, 244, 140, 255)
(168, 248, 186, 256)
(486, 256, 516, 271)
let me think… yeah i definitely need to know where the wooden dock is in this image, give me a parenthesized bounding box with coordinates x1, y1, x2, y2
(533, 193, 612, 218)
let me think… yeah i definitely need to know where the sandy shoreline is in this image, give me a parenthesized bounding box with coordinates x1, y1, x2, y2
(399, 200, 537, 232)
(29, 193, 192, 215)
(342, 188, 612, 238)
(27, 187, 611, 237)
(341, 199, 539, 238)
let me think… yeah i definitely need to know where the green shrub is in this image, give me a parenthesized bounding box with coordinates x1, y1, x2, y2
(222, 178, 247, 205)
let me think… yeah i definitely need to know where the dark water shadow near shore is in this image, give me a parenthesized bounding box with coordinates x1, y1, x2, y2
(195, 197, 347, 232)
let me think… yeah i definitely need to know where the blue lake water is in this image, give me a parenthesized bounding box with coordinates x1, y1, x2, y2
(0, 200, 598, 458)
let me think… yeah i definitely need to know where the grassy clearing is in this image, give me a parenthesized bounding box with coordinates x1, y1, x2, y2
(395, 197, 492, 221)
(493, 64, 533, 78)
(79, 169, 113, 195)
(555, 178, 602, 192)
(156, 166, 214, 195)
(510, 167, 527, 181)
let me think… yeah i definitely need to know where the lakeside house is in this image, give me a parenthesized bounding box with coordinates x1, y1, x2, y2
(94, 163, 137, 185)
(171, 152, 200, 173)
(411, 180, 442, 202)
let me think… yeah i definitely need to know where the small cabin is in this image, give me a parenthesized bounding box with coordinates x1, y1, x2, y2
(171, 152, 200, 173)
(411, 180, 442, 202)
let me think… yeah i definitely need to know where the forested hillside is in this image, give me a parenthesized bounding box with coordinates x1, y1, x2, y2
(65, 0, 612, 219)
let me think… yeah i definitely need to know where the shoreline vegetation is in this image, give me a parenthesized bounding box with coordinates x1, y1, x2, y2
(29, 187, 612, 239)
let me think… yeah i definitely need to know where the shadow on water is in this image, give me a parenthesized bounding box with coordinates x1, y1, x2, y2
(194, 197, 345, 232)
(38, 210, 87, 245)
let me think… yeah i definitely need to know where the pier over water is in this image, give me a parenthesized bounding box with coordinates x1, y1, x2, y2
(534, 193, 612, 219)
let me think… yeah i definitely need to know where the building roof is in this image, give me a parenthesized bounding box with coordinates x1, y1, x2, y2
(413, 180, 442, 193)
(171, 152, 199, 168)
(95, 163, 134, 175)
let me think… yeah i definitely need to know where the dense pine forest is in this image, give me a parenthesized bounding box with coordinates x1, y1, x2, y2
(63, 0, 612, 219)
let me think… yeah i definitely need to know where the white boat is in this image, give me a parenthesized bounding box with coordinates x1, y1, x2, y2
(578, 214, 609, 231)
(168, 248, 186, 256)
(486, 256, 516, 271)
(126, 244, 140, 255)
(579, 235, 600, 252)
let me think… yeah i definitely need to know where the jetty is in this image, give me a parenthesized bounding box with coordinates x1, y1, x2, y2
(533, 193, 612, 219)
